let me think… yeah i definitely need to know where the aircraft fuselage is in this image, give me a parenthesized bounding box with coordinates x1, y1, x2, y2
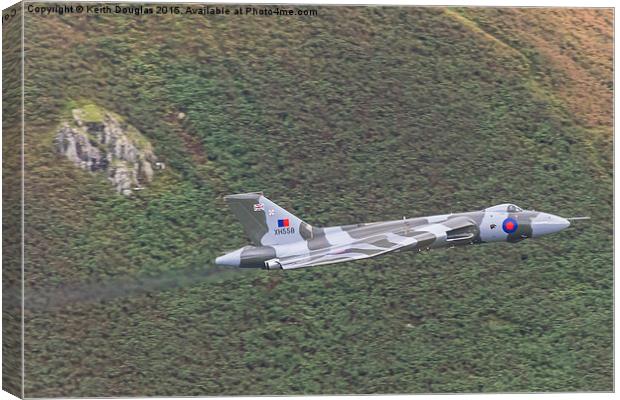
(216, 199, 571, 270)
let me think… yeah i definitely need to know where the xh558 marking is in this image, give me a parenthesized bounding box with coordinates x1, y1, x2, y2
(216, 192, 584, 270)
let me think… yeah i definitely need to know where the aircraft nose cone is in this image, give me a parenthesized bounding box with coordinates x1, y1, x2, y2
(532, 213, 570, 237)
(215, 248, 242, 267)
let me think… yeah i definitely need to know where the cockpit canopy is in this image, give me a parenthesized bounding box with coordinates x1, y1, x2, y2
(485, 203, 524, 213)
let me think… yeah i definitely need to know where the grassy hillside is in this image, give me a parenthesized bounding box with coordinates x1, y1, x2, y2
(19, 6, 612, 396)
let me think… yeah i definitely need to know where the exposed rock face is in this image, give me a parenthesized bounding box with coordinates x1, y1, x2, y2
(55, 107, 158, 195)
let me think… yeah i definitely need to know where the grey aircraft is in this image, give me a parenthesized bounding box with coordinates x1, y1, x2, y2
(215, 192, 582, 270)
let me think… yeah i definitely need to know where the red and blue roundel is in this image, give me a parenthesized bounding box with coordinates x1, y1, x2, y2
(502, 217, 518, 234)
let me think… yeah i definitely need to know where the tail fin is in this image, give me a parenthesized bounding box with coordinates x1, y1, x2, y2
(224, 192, 313, 246)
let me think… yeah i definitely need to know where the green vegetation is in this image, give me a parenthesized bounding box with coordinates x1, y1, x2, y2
(17, 6, 612, 396)
(78, 103, 106, 123)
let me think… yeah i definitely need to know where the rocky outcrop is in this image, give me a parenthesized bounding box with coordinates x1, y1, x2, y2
(55, 106, 158, 195)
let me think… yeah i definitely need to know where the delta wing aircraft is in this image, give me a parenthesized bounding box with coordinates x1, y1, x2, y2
(216, 192, 583, 270)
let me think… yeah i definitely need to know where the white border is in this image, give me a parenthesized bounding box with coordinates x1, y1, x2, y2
(0, 1, 616, 400)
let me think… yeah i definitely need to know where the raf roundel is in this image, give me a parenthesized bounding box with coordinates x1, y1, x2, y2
(502, 217, 518, 234)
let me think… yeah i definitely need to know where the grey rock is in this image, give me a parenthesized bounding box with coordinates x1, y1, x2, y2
(55, 107, 158, 195)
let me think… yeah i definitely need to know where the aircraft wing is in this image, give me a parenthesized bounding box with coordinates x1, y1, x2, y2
(278, 217, 476, 270)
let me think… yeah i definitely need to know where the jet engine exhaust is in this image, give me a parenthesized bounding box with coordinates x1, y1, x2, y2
(11, 265, 251, 312)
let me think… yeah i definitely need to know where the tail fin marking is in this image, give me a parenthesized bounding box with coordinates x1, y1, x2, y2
(224, 192, 311, 246)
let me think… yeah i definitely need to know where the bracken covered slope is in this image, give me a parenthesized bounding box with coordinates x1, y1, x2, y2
(17, 6, 612, 396)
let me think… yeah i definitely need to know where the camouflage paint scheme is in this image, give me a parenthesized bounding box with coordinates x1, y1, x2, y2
(215, 192, 571, 270)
